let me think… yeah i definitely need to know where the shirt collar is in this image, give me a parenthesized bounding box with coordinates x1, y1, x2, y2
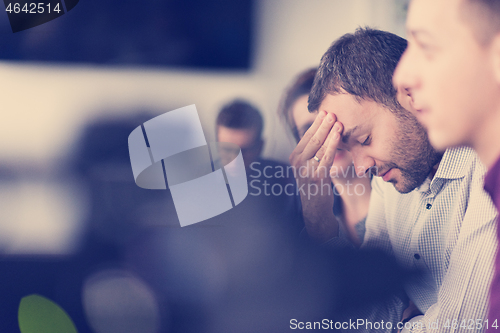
(434, 146, 475, 180)
(415, 146, 474, 195)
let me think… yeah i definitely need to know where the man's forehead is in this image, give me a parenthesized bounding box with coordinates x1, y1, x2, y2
(319, 93, 377, 123)
(407, 0, 457, 38)
(318, 93, 364, 121)
(217, 126, 258, 145)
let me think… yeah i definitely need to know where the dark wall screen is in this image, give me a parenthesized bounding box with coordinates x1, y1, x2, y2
(0, 0, 254, 69)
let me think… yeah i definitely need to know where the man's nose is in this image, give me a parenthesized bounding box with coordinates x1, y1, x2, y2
(351, 152, 376, 177)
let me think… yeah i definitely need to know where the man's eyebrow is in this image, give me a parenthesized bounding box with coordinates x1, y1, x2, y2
(341, 126, 358, 144)
(408, 29, 434, 41)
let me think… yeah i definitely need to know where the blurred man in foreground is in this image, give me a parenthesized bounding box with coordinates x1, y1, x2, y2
(393, 0, 500, 329)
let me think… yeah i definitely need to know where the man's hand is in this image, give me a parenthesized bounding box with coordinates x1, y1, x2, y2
(398, 301, 423, 333)
(289, 110, 344, 243)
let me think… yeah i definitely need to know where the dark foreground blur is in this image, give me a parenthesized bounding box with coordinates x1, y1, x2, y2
(0, 116, 414, 333)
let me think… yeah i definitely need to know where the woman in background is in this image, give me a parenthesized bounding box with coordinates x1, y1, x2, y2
(279, 68, 371, 246)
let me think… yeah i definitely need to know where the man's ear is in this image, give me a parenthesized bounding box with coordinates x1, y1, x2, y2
(256, 138, 264, 156)
(396, 86, 417, 114)
(491, 33, 500, 85)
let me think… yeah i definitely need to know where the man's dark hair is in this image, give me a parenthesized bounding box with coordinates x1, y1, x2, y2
(461, 0, 500, 45)
(308, 27, 408, 114)
(278, 68, 317, 142)
(216, 99, 264, 139)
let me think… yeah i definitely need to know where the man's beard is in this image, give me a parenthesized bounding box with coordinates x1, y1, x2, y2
(386, 112, 443, 194)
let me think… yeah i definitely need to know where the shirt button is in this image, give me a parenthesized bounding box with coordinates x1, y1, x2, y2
(414, 254, 421, 260)
(426, 203, 432, 210)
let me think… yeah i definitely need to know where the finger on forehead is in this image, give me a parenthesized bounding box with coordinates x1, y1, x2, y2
(317, 119, 343, 152)
(301, 112, 337, 160)
(294, 110, 328, 154)
(319, 121, 342, 168)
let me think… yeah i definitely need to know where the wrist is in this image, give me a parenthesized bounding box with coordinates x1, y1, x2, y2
(304, 214, 339, 242)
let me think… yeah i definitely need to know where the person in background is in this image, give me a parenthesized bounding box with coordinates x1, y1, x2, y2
(214, 99, 303, 233)
(393, 0, 500, 329)
(279, 68, 371, 246)
(216, 100, 265, 171)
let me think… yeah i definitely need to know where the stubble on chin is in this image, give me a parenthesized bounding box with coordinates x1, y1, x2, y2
(390, 113, 443, 194)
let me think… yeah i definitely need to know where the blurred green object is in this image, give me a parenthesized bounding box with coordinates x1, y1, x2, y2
(18, 294, 78, 333)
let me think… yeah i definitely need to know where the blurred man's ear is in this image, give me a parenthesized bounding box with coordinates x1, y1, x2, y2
(256, 138, 264, 157)
(396, 86, 417, 114)
(492, 33, 500, 85)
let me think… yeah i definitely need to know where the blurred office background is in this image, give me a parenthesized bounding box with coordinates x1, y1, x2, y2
(0, 0, 409, 332)
(0, 0, 407, 254)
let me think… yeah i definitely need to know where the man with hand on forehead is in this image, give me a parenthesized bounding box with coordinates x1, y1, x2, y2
(290, 28, 497, 332)
(393, 0, 500, 330)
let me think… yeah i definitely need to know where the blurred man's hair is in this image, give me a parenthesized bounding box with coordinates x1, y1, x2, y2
(461, 0, 500, 45)
(278, 68, 317, 142)
(308, 27, 407, 114)
(216, 100, 264, 139)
